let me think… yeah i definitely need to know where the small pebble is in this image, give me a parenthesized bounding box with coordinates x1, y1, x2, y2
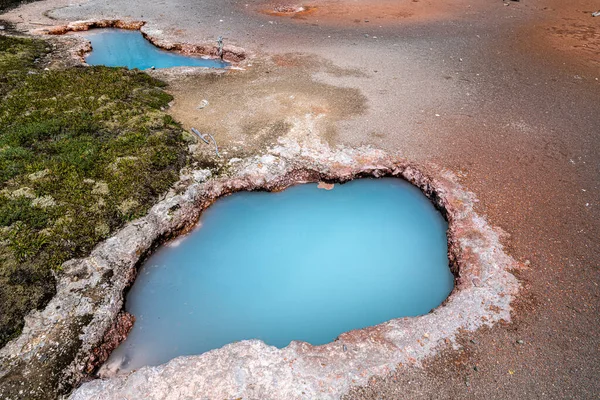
(516, 339, 524, 344)
(197, 99, 209, 109)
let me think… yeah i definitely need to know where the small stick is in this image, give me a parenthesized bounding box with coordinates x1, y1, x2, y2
(191, 127, 220, 157)
(207, 133, 220, 158)
(191, 127, 209, 144)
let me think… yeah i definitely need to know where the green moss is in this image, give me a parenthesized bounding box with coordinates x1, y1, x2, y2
(0, 35, 48, 96)
(0, 36, 188, 347)
(0, 0, 36, 13)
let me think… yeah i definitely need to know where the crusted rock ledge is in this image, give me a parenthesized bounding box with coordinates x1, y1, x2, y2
(39, 19, 247, 64)
(0, 139, 519, 400)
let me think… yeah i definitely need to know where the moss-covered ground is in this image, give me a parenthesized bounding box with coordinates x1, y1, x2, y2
(0, 35, 189, 347)
(0, 0, 35, 13)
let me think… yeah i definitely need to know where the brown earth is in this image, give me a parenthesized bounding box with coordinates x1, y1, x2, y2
(520, 0, 600, 69)
(256, 0, 485, 27)
(164, 53, 367, 157)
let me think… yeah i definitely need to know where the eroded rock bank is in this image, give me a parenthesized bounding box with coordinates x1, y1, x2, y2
(42, 19, 247, 63)
(0, 138, 519, 399)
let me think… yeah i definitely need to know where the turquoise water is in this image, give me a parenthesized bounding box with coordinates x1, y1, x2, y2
(106, 178, 453, 372)
(81, 29, 229, 69)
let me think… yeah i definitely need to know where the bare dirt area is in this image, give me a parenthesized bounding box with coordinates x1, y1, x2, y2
(1, 0, 599, 398)
(518, 0, 600, 69)
(255, 0, 491, 27)
(164, 53, 367, 157)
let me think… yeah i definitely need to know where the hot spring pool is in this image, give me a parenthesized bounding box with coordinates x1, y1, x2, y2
(80, 29, 229, 70)
(106, 178, 453, 372)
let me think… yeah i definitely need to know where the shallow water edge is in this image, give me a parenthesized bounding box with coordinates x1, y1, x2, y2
(81, 29, 229, 69)
(39, 18, 247, 64)
(108, 178, 453, 373)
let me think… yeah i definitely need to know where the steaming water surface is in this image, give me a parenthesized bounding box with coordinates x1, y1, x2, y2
(107, 178, 453, 372)
(81, 29, 229, 69)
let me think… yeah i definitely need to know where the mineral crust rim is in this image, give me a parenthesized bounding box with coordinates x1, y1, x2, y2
(32, 18, 248, 65)
(0, 139, 520, 400)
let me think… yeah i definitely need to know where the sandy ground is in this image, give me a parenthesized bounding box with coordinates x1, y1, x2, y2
(2, 0, 599, 398)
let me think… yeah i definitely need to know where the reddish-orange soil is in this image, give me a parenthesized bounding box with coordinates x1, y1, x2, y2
(257, 0, 488, 26)
(521, 0, 600, 69)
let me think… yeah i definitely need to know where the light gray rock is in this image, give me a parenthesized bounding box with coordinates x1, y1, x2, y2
(191, 169, 212, 183)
